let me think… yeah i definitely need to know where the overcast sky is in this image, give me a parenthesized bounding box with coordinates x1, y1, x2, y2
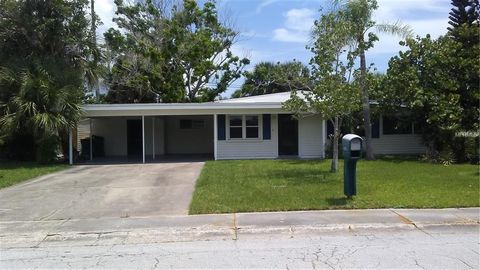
(95, 0, 452, 97)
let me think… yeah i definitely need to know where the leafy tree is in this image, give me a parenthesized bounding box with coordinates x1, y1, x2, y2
(105, 0, 249, 103)
(233, 61, 311, 98)
(338, 0, 412, 160)
(0, 0, 94, 161)
(284, 8, 361, 172)
(379, 35, 464, 159)
(104, 0, 177, 103)
(447, 0, 479, 131)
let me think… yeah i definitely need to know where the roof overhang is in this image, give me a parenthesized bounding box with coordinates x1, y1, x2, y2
(82, 102, 286, 117)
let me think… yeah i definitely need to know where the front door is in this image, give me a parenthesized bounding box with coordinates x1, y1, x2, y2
(278, 114, 298, 156)
(127, 119, 142, 157)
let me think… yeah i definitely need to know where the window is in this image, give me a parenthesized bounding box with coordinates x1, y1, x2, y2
(229, 115, 243, 138)
(383, 116, 413, 135)
(180, 119, 205, 129)
(228, 115, 260, 139)
(245, 115, 259, 138)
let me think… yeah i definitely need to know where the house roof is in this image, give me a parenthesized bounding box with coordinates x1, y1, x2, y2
(83, 99, 284, 118)
(216, 92, 293, 103)
(81, 92, 310, 117)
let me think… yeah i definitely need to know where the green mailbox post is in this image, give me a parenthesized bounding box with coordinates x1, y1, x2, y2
(342, 134, 363, 198)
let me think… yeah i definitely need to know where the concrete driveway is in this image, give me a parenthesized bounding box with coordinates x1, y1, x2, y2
(0, 162, 204, 222)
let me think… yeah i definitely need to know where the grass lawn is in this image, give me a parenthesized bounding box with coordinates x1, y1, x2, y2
(189, 159, 480, 214)
(0, 162, 68, 189)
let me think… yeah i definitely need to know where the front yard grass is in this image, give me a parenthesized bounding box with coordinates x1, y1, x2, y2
(0, 162, 68, 189)
(189, 159, 480, 214)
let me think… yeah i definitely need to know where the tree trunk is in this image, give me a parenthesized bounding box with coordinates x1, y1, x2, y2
(359, 50, 374, 160)
(91, 0, 100, 98)
(330, 117, 340, 172)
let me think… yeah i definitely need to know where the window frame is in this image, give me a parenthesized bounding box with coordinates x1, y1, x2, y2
(382, 115, 414, 135)
(227, 114, 262, 140)
(228, 115, 243, 139)
(179, 119, 205, 130)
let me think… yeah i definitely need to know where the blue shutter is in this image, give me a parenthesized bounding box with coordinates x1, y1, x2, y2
(217, 115, 226, 140)
(262, 114, 271, 140)
(372, 118, 380, 138)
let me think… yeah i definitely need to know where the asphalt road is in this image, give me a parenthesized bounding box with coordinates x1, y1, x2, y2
(1, 225, 478, 269)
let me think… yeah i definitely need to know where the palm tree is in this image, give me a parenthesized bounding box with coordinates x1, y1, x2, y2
(338, 0, 412, 160)
(0, 64, 83, 162)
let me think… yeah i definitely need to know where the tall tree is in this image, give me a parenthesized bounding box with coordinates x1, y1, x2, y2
(88, 0, 101, 99)
(284, 8, 360, 172)
(379, 35, 464, 160)
(0, 0, 94, 161)
(447, 0, 479, 45)
(105, 0, 249, 103)
(447, 0, 479, 131)
(233, 61, 311, 98)
(339, 0, 412, 160)
(445, 0, 480, 162)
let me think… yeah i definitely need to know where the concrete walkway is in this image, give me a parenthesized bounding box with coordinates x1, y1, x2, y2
(1, 208, 478, 248)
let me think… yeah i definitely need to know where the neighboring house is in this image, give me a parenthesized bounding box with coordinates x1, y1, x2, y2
(325, 114, 426, 155)
(71, 92, 425, 164)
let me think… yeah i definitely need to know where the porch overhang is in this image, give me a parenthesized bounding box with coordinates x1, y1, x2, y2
(82, 102, 286, 117)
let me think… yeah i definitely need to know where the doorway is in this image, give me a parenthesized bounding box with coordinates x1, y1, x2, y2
(127, 119, 142, 157)
(278, 114, 298, 156)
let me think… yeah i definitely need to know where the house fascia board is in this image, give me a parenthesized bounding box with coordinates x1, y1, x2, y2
(82, 103, 286, 117)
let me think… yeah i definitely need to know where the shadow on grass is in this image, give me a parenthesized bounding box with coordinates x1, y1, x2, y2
(326, 197, 353, 206)
(276, 159, 328, 165)
(269, 168, 339, 185)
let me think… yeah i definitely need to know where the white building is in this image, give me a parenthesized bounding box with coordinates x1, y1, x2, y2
(70, 92, 425, 164)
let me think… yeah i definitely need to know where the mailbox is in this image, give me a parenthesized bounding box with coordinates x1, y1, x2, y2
(342, 134, 363, 198)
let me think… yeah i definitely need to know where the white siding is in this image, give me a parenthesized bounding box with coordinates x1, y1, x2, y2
(324, 115, 427, 155)
(165, 115, 214, 154)
(370, 115, 426, 155)
(298, 115, 325, 158)
(145, 116, 165, 156)
(91, 117, 129, 156)
(371, 135, 426, 155)
(91, 116, 166, 157)
(77, 119, 90, 152)
(217, 114, 278, 159)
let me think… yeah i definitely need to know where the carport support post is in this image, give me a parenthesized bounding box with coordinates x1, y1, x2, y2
(213, 114, 217, 160)
(152, 117, 155, 160)
(68, 128, 73, 165)
(142, 115, 145, 164)
(89, 118, 93, 161)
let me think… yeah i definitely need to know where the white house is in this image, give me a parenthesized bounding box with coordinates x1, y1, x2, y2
(69, 92, 425, 164)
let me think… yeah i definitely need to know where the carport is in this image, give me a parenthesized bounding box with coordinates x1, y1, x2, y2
(76, 115, 214, 163)
(71, 111, 215, 164)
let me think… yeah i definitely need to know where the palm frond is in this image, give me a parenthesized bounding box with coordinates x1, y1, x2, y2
(375, 21, 413, 39)
(0, 67, 16, 84)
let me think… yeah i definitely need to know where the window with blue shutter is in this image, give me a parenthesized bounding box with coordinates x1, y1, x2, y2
(217, 115, 226, 140)
(262, 114, 271, 140)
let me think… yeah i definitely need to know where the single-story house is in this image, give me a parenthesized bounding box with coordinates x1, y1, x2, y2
(68, 92, 426, 164)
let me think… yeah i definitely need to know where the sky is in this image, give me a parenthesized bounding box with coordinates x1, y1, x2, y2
(95, 0, 452, 97)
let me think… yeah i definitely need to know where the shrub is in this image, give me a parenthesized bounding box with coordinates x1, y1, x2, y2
(35, 135, 60, 163)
